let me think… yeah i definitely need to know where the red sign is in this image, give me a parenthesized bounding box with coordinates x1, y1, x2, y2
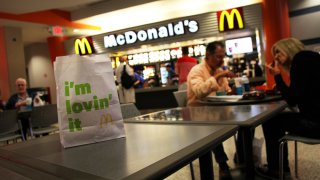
(52, 26, 63, 36)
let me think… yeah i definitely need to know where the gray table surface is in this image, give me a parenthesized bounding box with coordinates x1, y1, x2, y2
(124, 101, 288, 179)
(0, 155, 65, 180)
(0, 123, 238, 180)
(125, 101, 287, 127)
(196, 95, 283, 106)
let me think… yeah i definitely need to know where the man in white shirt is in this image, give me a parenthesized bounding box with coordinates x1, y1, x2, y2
(115, 57, 136, 103)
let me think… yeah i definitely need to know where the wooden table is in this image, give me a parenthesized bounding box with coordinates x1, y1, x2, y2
(0, 123, 238, 180)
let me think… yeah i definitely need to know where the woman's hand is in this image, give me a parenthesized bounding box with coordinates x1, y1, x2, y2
(265, 61, 281, 75)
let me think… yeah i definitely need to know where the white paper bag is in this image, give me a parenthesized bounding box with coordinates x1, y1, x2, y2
(54, 54, 125, 148)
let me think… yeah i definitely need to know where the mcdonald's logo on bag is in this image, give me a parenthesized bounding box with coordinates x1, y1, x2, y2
(100, 113, 113, 128)
(217, 8, 244, 32)
(74, 37, 95, 55)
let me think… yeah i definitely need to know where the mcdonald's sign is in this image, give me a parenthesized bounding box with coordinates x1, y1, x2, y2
(217, 8, 244, 32)
(74, 37, 95, 55)
(100, 113, 113, 128)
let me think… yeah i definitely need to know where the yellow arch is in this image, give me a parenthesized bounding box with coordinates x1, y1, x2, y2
(74, 38, 93, 55)
(100, 113, 113, 128)
(219, 9, 244, 32)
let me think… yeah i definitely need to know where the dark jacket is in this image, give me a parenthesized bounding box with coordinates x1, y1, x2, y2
(5, 91, 36, 110)
(275, 50, 320, 123)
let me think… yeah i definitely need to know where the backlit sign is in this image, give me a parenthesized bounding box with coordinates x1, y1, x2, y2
(104, 20, 199, 48)
(217, 8, 244, 32)
(51, 26, 63, 36)
(74, 37, 94, 55)
(225, 37, 253, 55)
(127, 45, 206, 65)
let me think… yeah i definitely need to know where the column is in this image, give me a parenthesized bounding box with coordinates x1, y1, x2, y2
(262, 0, 291, 88)
(47, 36, 68, 63)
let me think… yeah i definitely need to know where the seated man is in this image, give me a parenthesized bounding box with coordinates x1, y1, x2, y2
(6, 78, 36, 139)
(187, 41, 234, 179)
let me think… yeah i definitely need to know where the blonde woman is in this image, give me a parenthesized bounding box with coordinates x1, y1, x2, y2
(258, 38, 320, 179)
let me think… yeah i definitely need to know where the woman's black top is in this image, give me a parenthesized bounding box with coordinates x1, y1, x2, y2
(275, 50, 320, 123)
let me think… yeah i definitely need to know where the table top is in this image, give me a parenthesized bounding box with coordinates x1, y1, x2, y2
(0, 156, 67, 180)
(195, 95, 283, 106)
(0, 123, 238, 180)
(17, 109, 32, 119)
(125, 101, 287, 127)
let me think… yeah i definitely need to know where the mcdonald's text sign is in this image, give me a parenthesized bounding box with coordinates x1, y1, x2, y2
(217, 8, 244, 32)
(74, 37, 95, 55)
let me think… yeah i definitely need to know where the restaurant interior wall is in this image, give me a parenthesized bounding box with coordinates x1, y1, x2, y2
(0, 27, 10, 101)
(71, 4, 263, 54)
(2, 0, 318, 106)
(63, 3, 267, 109)
(64, 3, 266, 83)
(0, 26, 26, 100)
(288, 0, 320, 52)
(126, 4, 264, 81)
(25, 43, 57, 104)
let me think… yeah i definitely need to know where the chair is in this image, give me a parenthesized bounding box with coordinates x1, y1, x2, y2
(29, 104, 59, 137)
(120, 103, 141, 119)
(173, 90, 241, 178)
(120, 102, 194, 179)
(279, 134, 320, 180)
(0, 110, 25, 144)
(173, 90, 240, 179)
(178, 83, 187, 91)
(173, 90, 187, 107)
(173, 90, 196, 179)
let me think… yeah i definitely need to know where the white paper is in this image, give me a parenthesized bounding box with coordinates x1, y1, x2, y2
(54, 54, 125, 148)
(205, 95, 243, 102)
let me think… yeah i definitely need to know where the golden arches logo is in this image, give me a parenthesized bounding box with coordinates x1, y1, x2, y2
(74, 37, 93, 55)
(100, 113, 113, 128)
(218, 8, 244, 32)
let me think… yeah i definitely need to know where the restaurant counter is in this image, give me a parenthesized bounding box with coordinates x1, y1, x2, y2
(228, 76, 266, 87)
(135, 86, 178, 109)
(133, 77, 265, 109)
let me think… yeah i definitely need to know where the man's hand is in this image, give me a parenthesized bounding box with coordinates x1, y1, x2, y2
(214, 70, 235, 80)
(15, 100, 27, 108)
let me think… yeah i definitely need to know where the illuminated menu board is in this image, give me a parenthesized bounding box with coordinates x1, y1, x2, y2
(128, 45, 206, 65)
(225, 37, 253, 55)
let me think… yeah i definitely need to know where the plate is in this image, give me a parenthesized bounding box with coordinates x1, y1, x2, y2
(205, 95, 243, 102)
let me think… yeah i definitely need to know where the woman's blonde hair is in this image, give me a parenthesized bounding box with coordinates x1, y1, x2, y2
(271, 37, 305, 70)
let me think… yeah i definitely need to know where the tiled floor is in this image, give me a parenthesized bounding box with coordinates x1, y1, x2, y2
(164, 126, 320, 180)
